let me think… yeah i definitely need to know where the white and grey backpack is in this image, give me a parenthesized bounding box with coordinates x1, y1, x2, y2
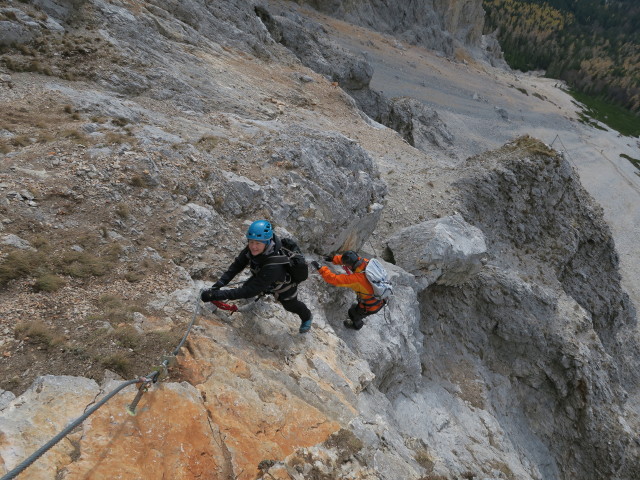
(364, 258, 393, 301)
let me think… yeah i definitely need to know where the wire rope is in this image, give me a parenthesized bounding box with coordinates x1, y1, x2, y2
(1, 291, 203, 480)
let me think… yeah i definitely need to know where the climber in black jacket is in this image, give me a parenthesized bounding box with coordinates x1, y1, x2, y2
(200, 219, 313, 333)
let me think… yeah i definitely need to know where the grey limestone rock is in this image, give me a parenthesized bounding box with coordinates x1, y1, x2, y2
(443, 140, 640, 479)
(258, 9, 373, 90)
(387, 214, 487, 289)
(1, 234, 35, 251)
(264, 126, 387, 253)
(384, 97, 455, 153)
(220, 171, 265, 216)
(0, 390, 15, 411)
(454, 141, 637, 360)
(297, 0, 486, 54)
(256, 4, 390, 123)
(419, 267, 638, 480)
(29, 0, 88, 22)
(0, 20, 35, 46)
(481, 29, 510, 69)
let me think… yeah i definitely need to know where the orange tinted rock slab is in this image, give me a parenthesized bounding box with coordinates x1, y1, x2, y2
(200, 373, 341, 479)
(177, 333, 344, 479)
(63, 382, 225, 480)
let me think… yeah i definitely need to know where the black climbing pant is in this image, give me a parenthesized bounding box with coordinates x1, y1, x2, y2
(346, 302, 385, 330)
(347, 304, 368, 329)
(278, 285, 311, 322)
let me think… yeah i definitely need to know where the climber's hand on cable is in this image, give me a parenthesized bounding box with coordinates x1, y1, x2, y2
(201, 288, 225, 302)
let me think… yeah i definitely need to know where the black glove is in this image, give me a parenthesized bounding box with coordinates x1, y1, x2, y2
(211, 280, 225, 290)
(201, 288, 225, 302)
(323, 255, 334, 262)
(310, 261, 321, 270)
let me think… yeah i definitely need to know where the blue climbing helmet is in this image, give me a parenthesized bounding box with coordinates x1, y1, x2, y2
(246, 219, 273, 244)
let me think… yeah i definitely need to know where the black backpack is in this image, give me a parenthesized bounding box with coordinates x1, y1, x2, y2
(280, 237, 309, 284)
(264, 237, 309, 284)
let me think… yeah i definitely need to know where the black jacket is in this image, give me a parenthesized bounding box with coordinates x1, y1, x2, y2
(216, 234, 289, 300)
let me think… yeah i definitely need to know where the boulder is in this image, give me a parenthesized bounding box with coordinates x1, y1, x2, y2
(387, 214, 487, 289)
(265, 126, 387, 253)
(0, 376, 100, 478)
(1, 234, 35, 251)
(384, 97, 455, 153)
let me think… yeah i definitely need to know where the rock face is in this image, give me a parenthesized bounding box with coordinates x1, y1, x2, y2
(297, 0, 486, 55)
(258, 4, 462, 154)
(256, 4, 391, 129)
(0, 376, 100, 479)
(1, 2, 639, 480)
(256, 6, 374, 91)
(444, 138, 640, 479)
(263, 126, 387, 253)
(384, 97, 455, 153)
(454, 138, 638, 371)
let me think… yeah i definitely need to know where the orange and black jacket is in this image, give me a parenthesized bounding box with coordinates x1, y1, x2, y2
(317, 254, 384, 313)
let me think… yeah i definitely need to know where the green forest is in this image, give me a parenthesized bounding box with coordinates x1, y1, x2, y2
(482, 0, 640, 123)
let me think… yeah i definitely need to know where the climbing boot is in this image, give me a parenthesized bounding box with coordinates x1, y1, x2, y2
(344, 319, 363, 330)
(299, 317, 312, 333)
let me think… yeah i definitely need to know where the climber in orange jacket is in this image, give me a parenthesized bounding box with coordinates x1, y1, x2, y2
(310, 251, 384, 330)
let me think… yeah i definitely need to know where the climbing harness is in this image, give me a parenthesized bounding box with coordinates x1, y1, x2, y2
(340, 261, 389, 310)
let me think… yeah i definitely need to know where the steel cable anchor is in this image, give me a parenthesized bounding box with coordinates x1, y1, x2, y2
(126, 375, 154, 416)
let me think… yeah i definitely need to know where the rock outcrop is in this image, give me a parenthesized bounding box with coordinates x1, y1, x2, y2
(384, 97, 456, 154)
(258, 4, 461, 155)
(296, 0, 486, 55)
(454, 138, 638, 370)
(387, 214, 487, 288)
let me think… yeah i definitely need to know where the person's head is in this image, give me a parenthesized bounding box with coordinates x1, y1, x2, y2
(246, 219, 272, 255)
(341, 250, 362, 270)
